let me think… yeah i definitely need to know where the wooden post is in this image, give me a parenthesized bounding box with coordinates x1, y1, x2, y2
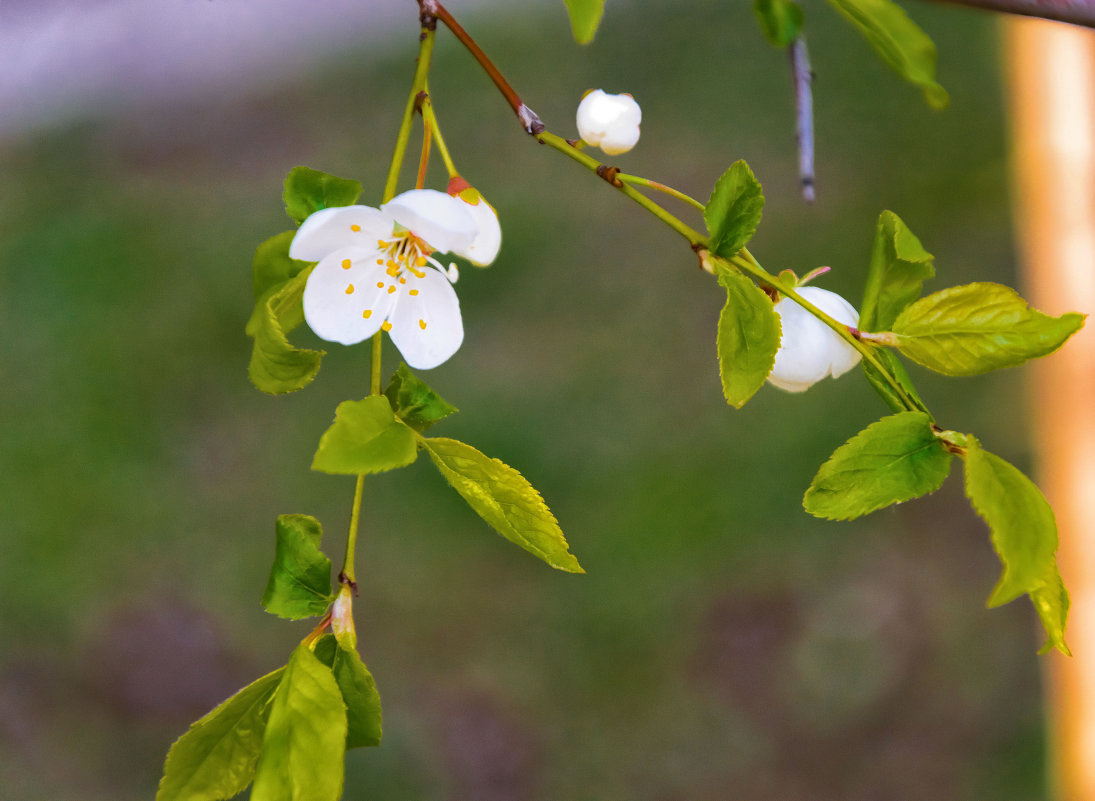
(1004, 18, 1095, 801)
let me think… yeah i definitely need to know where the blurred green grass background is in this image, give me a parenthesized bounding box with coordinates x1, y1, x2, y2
(0, 1, 1049, 799)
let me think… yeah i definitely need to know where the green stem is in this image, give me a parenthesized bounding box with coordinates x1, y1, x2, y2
(421, 92, 459, 177)
(617, 173, 706, 213)
(382, 25, 436, 204)
(340, 474, 366, 585)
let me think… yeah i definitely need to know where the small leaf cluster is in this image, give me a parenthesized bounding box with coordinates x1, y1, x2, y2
(701, 160, 1082, 652)
(158, 515, 380, 801)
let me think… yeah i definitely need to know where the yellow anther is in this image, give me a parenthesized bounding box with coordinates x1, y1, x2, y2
(376, 282, 385, 289)
(345, 284, 354, 294)
(409, 267, 425, 279)
(386, 264, 400, 277)
(399, 277, 406, 284)
(377, 240, 388, 248)
(362, 309, 372, 319)
(409, 289, 419, 296)
(381, 321, 392, 332)
(350, 224, 361, 232)
(341, 259, 352, 270)
(376, 258, 384, 265)
(416, 257, 427, 267)
(418, 319, 427, 330)
(387, 285, 396, 294)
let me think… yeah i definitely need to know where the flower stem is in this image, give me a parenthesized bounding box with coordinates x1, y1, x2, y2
(617, 173, 707, 213)
(340, 474, 366, 586)
(421, 92, 459, 178)
(383, 24, 436, 204)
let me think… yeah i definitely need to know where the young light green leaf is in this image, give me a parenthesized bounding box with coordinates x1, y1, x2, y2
(705, 161, 765, 260)
(156, 667, 285, 801)
(283, 166, 363, 225)
(564, 0, 607, 44)
(423, 437, 584, 573)
(827, 0, 948, 109)
(962, 437, 1069, 654)
(859, 210, 934, 332)
(247, 266, 325, 395)
(333, 645, 383, 749)
(754, 0, 804, 47)
(384, 363, 458, 432)
(251, 645, 347, 801)
(252, 231, 308, 302)
(716, 268, 780, 408)
(861, 348, 930, 416)
(890, 282, 1085, 376)
(261, 514, 334, 620)
(804, 411, 951, 520)
(312, 395, 419, 476)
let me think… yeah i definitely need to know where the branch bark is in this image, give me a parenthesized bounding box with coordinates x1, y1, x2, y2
(929, 0, 1095, 29)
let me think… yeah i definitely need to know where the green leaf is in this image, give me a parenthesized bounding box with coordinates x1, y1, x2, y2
(962, 437, 1069, 654)
(311, 395, 419, 475)
(716, 268, 780, 408)
(247, 266, 325, 395)
(859, 210, 934, 332)
(261, 515, 334, 620)
(423, 437, 584, 573)
(384, 363, 458, 432)
(804, 411, 952, 520)
(564, 0, 607, 44)
(704, 161, 765, 260)
(890, 282, 1085, 376)
(861, 347, 930, 416)
(251, 645, 347, 801)
(251, 231, 308, 303)
(283, 166, 363, 225)
(827, 0, 948, 109)
(333, 645, 383, 749)
(754, 0, 804, 47)
(156, 667, 285, 801)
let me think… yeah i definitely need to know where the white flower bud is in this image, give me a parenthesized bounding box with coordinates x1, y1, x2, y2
(576, 89, 641, 155)
(768, 286, 862, 393)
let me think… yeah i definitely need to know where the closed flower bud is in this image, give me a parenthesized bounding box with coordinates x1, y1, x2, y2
(576, 89, 641, 155)
(768, 286, 862, 392)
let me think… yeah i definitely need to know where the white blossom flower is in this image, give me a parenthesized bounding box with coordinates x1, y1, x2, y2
(448, 177, 501, 267)
(576, 89, 642, 155)
(289, 188, 494, 370)
(768, 286, 862, 392)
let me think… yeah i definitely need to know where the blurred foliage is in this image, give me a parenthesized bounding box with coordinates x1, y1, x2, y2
(0, 1, 1049, 799)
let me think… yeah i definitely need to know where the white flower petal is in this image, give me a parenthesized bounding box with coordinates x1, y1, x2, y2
(768, 286, 861, 392)
(450, 193, 502, 266)
(302, 247, 397, 345)
(290, 206, 393, 262)
(387, 266, 463, 370)
(382, 189, 477, 256)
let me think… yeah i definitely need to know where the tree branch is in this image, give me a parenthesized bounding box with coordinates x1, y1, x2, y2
(926, 0, 1095, 29)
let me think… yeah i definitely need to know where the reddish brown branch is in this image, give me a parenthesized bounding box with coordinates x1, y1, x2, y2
(927, 0, 1095, 27)
(419, 0, 545, 134)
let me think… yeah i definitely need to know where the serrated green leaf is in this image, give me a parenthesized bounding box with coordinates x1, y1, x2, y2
(962, 437, 1069, 654)
(564, 0, 607, 44)
(861, 348, 930, 416)
(312, 395, 419, 475)
(890, 282, 1085, 376)
(754, 0, 804, 47)
(251, 645, 347, 801)
(283, 166, 363, 225)
(423, 437, 584, 573)
(156, 667, 285, 801)
(333, 645, 383, 749)
(827, 0, 948, 109)
(261, 515, 334, 620)
(384, 363, 458, 432)
(704, 161, 765, 260)
(247, 266, 325, 395)
(716, 268, 780, 408)
(859, 210, 934, 332)
(804, 411, 951, 520)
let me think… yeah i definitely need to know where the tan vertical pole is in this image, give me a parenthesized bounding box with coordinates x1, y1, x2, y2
(1004, 18, 1095, 801)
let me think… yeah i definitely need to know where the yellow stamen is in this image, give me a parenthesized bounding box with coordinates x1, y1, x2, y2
(409, 289, 419, 296)
(399, 277, 406, 284)
(386, 264, 400, 277)
(409, 266, 425, 279)
(350, 224, 361, 232)
(376, 258, 384, 265)
(362, 309, 372, 318)
(387, 285, 396, 294)
(376, 282, 385, 289)
(342, 259, 352, 270)
(345, 284, 354, 294)
(415, 257, 428, 267)
(381, 321, 392, 332)
(418, 319, 427, 330)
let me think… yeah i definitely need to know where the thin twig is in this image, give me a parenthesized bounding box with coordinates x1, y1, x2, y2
(789, 36, 815, 203)
(927, 0, 1095, 27)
